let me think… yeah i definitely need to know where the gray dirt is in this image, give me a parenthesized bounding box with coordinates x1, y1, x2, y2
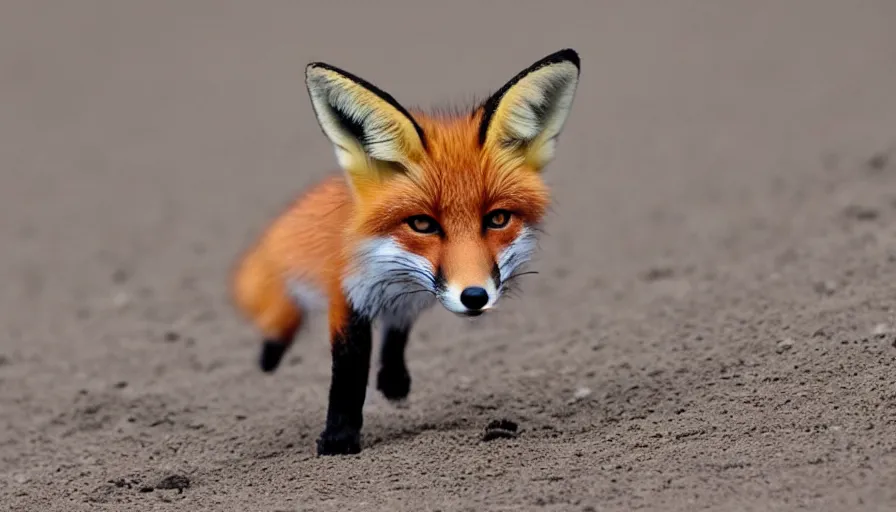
(2, 1, 896, 511)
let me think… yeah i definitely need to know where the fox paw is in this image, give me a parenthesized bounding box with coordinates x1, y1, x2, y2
(377, 365, 411, 401)
(316, 427, 361, 456)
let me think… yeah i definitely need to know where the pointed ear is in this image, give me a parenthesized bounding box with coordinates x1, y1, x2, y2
(478, 49, 581, 171)
(305, 62, 427, 181)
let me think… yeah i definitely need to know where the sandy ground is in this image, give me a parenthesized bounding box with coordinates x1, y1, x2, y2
(2, 1, 896, 510)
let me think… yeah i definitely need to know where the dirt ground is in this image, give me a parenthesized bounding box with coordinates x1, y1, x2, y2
(2, 1, 896, 511)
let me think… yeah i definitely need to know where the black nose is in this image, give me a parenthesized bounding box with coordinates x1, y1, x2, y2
(460, 287, 489, 310)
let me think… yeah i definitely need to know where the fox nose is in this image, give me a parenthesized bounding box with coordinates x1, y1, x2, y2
(459, 287, 489, 310)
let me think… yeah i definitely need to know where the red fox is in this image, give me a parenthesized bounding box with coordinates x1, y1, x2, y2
(231, 49, 581, 455)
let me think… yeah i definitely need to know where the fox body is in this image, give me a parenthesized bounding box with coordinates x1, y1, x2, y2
(232, 49, 581, 455)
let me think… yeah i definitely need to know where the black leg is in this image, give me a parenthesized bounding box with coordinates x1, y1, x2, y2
(376, 325, 412, 401)
(316, 309, 372, 456)
(259, 339, 290, 373)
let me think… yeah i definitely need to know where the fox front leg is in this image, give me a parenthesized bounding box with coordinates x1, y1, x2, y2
(376, 325, 412, 402)
(316, 307, 372, 456)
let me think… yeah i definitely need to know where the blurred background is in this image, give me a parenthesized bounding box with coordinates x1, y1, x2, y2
(2, 1, 896, 510)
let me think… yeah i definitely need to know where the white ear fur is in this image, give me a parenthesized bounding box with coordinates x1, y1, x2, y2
(305, 62, 427, 174)
(479, 49, 581, 170)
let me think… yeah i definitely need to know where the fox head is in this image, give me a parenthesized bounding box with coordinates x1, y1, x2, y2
(305, 49, 580, 321)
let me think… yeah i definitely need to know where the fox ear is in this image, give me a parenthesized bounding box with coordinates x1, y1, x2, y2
(479, 49, 580, 171)
(305, 62, 427, 180)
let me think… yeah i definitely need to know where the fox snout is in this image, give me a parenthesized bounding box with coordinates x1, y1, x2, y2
(433, 238, 504, 317)
(438, 274, 500, 317)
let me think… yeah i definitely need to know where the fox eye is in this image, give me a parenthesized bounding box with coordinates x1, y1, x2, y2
(406, 215, 440, 234)
(484, 210, 512, 230)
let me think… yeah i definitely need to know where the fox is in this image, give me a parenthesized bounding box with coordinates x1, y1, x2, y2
(231, 48, 581, 456)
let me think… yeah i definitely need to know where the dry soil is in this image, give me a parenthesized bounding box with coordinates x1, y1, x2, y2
(2, 1, 896, 511)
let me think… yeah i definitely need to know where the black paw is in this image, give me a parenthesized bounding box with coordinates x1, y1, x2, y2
(316, 427, 361, 456)
(377, 365, 411, 401)
(259, 340, 288, 373)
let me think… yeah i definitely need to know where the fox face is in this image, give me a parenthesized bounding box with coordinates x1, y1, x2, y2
(305, 50, 580, 323)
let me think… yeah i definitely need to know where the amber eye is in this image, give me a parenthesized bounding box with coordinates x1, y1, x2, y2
(406, 215, 441, 234)
(484, 210, 512, 230)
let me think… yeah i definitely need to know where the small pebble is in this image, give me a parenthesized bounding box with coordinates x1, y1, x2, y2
(111, 268, 129, 284)
(573, 387, 592, 400)
(843, 205, 879, 221)
(156, 474, 190, 492)
(813, 280, 837, 296)
(642, 267, 675, 281)
(867, 152, 889, 171)
(776, 338, 794, 354)
(871, 323, 892, 336)
(112, 292, 131, 309)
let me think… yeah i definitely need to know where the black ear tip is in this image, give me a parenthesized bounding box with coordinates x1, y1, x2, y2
(528, 49, 580, 74)
(552, 48, 580, 69)
(305, 62, 323, 82)
(306, 61, 331, 75)
(305, 61, 346, 78)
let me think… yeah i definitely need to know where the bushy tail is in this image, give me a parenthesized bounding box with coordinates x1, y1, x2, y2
(231, 243, 302, 373)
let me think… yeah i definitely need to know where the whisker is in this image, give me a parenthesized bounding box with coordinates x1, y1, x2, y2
(506, 270, 539, 279)
(392, 288, 437, 299)
(378, 287, 437, 316)
(500, 269, 539, 288)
